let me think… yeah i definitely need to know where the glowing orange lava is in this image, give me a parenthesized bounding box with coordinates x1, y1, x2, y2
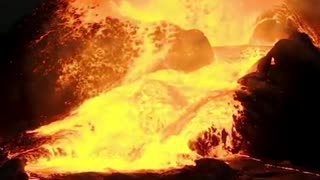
(19, 0, 281, 177)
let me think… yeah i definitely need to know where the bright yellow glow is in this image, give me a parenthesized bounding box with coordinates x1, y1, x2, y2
(20, 0, 277, 177)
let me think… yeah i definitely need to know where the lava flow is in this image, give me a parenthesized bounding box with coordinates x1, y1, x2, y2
(13, 0, 282, 177)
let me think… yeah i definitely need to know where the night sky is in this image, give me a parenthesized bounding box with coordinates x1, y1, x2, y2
(0, 0, 47, 33)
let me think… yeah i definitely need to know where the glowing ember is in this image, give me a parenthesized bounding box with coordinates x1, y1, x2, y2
(14, 0, 281, 177)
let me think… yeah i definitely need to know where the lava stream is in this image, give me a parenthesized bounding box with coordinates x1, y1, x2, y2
(14, 0, 279, 177)
(24, 47, 265, 176)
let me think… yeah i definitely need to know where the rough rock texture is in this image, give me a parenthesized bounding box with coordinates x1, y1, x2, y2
(234, 32, 320, 170)
(154, 29, 214, 73)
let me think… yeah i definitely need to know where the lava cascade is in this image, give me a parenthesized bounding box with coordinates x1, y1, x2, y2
(7, 0, 293, 177)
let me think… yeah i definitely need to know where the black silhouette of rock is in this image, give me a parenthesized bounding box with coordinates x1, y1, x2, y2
(234, 31, 320, 170)
(0, 159, 28, 180)
(194, 158, 236, 179)
(0, 0, 63, 139)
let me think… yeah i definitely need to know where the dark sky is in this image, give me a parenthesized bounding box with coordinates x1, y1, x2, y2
(0, 0, 47, 32)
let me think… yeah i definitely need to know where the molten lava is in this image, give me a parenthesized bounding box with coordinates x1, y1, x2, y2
(12, 0, 288, 177)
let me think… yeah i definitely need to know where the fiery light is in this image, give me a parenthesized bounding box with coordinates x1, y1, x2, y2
(18, 0, 279, 177)
(25, 49, 266, 176)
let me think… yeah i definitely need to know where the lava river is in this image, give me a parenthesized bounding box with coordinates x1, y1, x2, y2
(10, 0, 281, 177)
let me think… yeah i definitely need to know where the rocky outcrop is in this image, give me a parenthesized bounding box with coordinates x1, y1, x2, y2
(0, 159, 28, 180)
(154, 29, 214, 73)
(234, 32, 320, 170)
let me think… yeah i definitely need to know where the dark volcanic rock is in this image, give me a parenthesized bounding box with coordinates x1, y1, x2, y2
(194, 158, 236, 179)
(234, 31, 320, 169)
(227, 156, 320, 180)
(0, 0, 62, 139)
(153, 29, 215, 73)
(0, 159, 28, 180)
